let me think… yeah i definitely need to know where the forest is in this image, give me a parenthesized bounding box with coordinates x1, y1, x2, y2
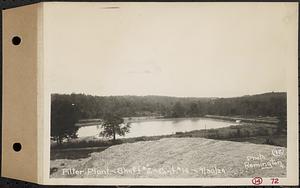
(51, 92, 286, 120)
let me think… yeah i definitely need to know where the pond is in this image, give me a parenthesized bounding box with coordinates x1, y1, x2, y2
(76, 117, 239, 139)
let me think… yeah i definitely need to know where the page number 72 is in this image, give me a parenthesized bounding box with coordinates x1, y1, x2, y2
(271, 178, 279, 184)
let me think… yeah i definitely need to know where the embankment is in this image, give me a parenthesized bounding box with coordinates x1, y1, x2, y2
(50, 137, 286, 178)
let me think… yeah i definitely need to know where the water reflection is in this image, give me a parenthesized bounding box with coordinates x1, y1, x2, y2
(77, 118, 237, 139)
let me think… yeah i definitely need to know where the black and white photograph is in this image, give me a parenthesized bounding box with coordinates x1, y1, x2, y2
(46, 2, 296, 181)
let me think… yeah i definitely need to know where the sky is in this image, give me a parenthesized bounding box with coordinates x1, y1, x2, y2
(43, 2, 297, 98)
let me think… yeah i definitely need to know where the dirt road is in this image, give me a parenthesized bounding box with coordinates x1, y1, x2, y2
(50, 138, 286, 178)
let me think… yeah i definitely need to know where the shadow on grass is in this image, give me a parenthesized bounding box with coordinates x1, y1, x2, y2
(51, 147, 109, 160)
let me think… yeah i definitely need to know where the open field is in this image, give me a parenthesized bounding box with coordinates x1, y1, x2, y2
(50, 137, 286, 178)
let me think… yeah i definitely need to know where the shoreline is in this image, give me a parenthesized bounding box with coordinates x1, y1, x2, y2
(51, 120, 286, 160)
(75, 115, 278, 128)
(205, 115, 278, 125)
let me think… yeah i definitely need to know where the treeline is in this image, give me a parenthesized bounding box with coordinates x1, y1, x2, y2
(51, 92, 286, 119)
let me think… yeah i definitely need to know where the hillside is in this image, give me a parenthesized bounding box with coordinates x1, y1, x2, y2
(51, 92, 286, 119)
(50, 138, 286, 178)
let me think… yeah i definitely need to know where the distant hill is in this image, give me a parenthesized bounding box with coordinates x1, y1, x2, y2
(208, 92, 286, 117)
(51, 92, 286, 119)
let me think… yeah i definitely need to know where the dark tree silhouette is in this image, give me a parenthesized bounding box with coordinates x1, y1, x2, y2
(100, 113, 131, 141)
(172, 102, 185, 117)
(51, 100, 80, 144)
(187, 103, 200, 117)
(277, 110, 287, 134)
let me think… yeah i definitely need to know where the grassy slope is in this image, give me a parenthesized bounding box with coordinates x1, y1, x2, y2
(50, 137, 286, 178)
